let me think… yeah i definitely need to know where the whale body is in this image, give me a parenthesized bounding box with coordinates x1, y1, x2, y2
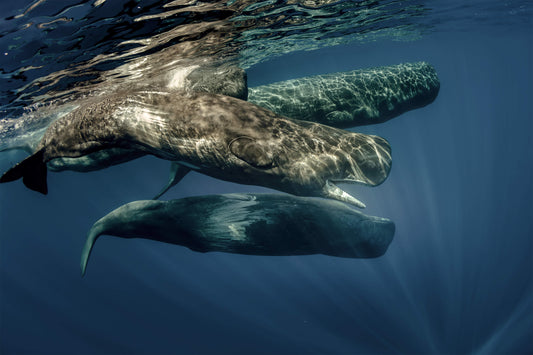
(80, 193, 396, 276)
(0, 62, 439, 199)
(248, 62, 440, 128)
(0, 90, 391, 207)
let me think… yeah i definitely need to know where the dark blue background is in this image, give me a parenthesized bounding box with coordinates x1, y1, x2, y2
(1, 30, 532, 353)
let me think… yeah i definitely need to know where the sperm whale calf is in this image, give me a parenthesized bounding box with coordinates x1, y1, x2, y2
(81, 193, 396, 276)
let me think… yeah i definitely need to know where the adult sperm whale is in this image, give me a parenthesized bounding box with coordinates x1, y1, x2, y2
(0, 90, 391, 207)
(2, 63, 440, 198)
(248, 62, 440, 128)
(81, 193, 395, 276)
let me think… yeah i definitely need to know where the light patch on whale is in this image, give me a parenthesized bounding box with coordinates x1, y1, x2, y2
(1, 91, 391, 207)
(166, 65, 200, 90)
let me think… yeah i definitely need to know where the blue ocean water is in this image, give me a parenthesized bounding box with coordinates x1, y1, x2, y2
(1, 1, 532, 354)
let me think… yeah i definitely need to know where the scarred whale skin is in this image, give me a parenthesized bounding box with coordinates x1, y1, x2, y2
(1, 62, 433, 176)
(248, 62, 440, 128)
(1, 62, 437, 196)
(0, 90, 391, 207)
(80, 193, 395, 276)
(0, 65, 248, 172)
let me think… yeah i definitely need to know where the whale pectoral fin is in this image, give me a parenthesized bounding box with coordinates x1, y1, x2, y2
(323, 180, 366, 209)
(152, 162, 191, 200)
(229, 137, 273, 169)
(0, 148, 48, 194)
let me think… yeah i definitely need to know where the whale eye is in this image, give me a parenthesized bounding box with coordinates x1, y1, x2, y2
(229, 137, 273, 169)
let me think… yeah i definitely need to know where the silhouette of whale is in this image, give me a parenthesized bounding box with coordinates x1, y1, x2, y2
(81, 193, 396, 276)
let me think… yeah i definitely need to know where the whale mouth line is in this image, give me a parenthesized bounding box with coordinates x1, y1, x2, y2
(324, 180, 366, 209)
(329, 178, 366, 186)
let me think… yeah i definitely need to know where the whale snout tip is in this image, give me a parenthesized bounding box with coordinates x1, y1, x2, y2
(357, 218, 395, 257)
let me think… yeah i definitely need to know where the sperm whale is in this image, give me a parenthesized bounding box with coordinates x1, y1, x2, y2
(81, 193, 396, 276)
(0, 90, 391, 207)
(248, 62, 440, 128)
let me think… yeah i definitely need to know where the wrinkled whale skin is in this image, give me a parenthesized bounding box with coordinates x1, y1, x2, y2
(1, 91, 391, 206)
(248, 62, 440, 128)
(184, 66, 248, 100)
(81, 193, 395, 275)
(0, 62, 439, 197)
(0, 65, 248, 172)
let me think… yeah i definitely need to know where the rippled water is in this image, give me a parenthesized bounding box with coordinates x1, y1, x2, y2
(0, 1, 532, 354)
(0, 0, 530, 116)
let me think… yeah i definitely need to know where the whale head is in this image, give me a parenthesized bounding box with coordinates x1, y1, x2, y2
(226, 121, 392, 208)
(0, 92, 391, 205)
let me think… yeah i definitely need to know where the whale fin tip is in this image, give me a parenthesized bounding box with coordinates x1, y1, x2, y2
(80, 223, 104, 277)
(152, 162, 191, 200)
(0, 149, 48, 194)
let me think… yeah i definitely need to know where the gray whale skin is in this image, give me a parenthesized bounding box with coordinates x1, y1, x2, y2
(81, 193, 395, 276)
(0, 91, 391, 207)
(0, 62, 440, 201)
(248, 62, 440, 128)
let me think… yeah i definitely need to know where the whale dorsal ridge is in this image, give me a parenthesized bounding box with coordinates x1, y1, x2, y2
(229, 137, 273, 169)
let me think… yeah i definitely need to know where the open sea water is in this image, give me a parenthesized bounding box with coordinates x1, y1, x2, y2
(0, 1, 532, 354)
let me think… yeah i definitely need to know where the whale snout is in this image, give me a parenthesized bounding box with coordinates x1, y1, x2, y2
(342, 134, 392, 186)
(316, 132, 391, 207)
(355, 217, 395, 257)
(322, 211, 395, 258)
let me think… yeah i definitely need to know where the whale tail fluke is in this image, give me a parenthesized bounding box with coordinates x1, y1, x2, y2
(0, 149, 48, 194)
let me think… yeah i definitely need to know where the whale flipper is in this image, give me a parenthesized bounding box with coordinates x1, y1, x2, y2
(0, 149, 48, 194)
(152, 162, 191, 200)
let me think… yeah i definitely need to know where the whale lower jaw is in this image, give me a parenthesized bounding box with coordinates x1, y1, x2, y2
(323, 180, 366, 208)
